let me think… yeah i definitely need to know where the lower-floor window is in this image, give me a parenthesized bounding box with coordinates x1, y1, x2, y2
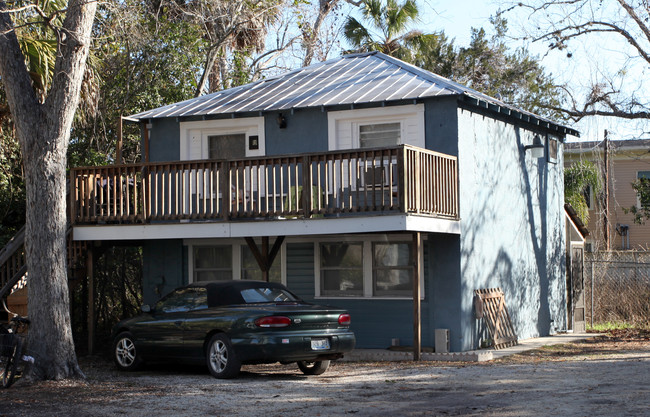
(373, 242, 413, 296)
(320, 242, 363, 296)
(190, 240, 284, 283)
(317, 237, 417, 298)
(241, 244, 282, 283)
(193, 245, 232, 282)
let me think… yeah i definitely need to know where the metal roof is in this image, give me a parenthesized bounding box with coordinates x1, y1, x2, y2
(129, 52, 578, 136)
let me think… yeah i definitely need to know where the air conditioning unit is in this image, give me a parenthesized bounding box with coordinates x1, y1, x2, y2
(434, 329, 450, 353)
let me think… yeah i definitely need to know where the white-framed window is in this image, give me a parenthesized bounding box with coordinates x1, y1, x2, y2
(193, 245, 232, 282)
(327, 104, 425, 151)
(180, 117, 265, 161)
(372, 242, 413, 297)
(187, 239, 285, 284)
(319, 242, 364, 297)
(314, 234, 423, 299)
(637, 171, 650, 209)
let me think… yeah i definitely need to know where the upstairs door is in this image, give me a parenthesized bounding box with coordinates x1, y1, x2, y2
(208, 134, 246, 160)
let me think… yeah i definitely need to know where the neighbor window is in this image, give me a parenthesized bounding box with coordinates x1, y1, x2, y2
(319, 242, 364, 296)
(637, 171, 650, 208)
(373, 242, 413, 296)
(193, 245, 232, 281)
(359, 122, 401, 148)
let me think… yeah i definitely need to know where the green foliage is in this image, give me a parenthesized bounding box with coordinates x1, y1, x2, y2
(451, 17, 564, 120)
(0, 129, 25, 247)
(624, 177, 650, 225)
(564, 160, 602, 224)
(70, 0, 206, 165)
(587, 322, 634, 332)
(343, 0, 425, 60)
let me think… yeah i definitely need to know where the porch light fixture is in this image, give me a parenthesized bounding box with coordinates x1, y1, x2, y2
(277, 113, 287, 129)
(524, 135, 544, 159)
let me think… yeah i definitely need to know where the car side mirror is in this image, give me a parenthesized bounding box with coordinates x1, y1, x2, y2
(141, 304, 152, 313)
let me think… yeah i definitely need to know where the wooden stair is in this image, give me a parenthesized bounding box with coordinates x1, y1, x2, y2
(0, 225, 87, 301)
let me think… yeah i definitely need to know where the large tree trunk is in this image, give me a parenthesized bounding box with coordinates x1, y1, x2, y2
(0, 0, 96, 380)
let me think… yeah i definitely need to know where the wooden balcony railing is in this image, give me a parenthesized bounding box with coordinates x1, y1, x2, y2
(70, 145, 458, 225)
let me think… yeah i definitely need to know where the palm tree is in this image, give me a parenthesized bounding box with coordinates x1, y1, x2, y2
(343, 0, 427, 61)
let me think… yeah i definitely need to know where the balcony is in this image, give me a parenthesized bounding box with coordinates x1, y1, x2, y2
(70, 145, 458, 227)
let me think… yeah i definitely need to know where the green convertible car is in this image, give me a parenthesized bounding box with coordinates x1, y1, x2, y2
(111, 280, 356, 379)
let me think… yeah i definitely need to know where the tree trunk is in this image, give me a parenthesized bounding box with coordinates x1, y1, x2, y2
(23, 127, 83, 379)
(0, 0, 97, 380)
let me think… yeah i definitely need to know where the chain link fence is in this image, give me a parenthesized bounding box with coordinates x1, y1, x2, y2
(584, 251, 650, 326)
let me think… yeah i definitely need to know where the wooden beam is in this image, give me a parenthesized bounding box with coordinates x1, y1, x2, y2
(262, 237, 269, 282)
(244, 236, 285, 282)
(412, 232, 421, 361)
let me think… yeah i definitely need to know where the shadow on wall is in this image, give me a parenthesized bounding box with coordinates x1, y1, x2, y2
(459, 120, 564, 349)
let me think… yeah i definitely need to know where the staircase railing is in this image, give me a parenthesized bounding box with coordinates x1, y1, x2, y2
(0, 226, 26, 300)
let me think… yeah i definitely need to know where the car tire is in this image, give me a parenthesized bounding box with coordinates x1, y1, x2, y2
(113, 332, 143, 371)
(206, 333, 241, 379)
(297, 360, 330, 375)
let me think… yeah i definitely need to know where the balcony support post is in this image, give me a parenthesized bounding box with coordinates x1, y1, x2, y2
(412, 231, 422, 361)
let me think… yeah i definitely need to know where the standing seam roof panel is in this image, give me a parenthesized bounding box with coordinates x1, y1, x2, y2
(319, 59, 399, 107)
(246, 59, 355, 111)
(278, 58, 371, 110)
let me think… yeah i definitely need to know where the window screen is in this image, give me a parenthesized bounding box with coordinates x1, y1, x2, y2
(193, 246, 232, 281)
(373, 242, 413, 296)
(359, 123, 400, 148)
(320, 243, 363, 296)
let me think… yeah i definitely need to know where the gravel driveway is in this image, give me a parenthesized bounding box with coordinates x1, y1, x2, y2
(0, 331, 648, 417)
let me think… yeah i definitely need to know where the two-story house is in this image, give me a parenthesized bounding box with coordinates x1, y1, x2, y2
(63, 52, 578, 352)
(565, 139, 650, 251)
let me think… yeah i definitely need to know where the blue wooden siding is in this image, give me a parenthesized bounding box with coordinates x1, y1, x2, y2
(142, 240, 185, 305)
(264, 109, 329, 155)
(285, 242, 316, 299)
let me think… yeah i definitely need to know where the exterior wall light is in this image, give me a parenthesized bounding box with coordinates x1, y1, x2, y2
(277, 113, 287, 129)
(524, 135, 545, 158)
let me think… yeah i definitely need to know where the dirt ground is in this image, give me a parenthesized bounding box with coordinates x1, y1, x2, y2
(0, 329, 648, 417)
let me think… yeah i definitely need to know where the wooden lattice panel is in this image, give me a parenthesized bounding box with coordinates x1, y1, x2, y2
(474, 288, 518, 349)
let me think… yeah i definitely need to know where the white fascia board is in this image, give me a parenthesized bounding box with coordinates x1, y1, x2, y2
(72, 214, 460, 241)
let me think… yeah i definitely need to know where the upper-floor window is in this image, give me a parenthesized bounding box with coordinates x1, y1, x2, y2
(328, 104, 424, 151)
(359, 122, 401, 148)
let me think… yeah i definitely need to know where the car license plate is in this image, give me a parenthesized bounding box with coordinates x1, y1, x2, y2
(311, 338, 330, 351)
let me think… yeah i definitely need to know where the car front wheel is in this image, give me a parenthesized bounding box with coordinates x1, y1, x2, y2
(206, 334, 241, 379)
(297, 360, 330, 375)
(113, 332, 143, 371)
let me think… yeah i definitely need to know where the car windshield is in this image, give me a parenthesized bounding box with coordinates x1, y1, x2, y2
(240, 287, 299, 304)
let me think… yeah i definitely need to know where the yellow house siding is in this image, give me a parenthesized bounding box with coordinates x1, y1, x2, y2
(565, 142, 650, 251)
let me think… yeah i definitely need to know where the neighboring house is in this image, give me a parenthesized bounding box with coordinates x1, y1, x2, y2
(565, 139, 650, 251)
(61, 52, 576, 352)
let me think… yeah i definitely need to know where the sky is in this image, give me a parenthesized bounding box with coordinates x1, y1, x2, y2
(409, 1, 648, 143)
